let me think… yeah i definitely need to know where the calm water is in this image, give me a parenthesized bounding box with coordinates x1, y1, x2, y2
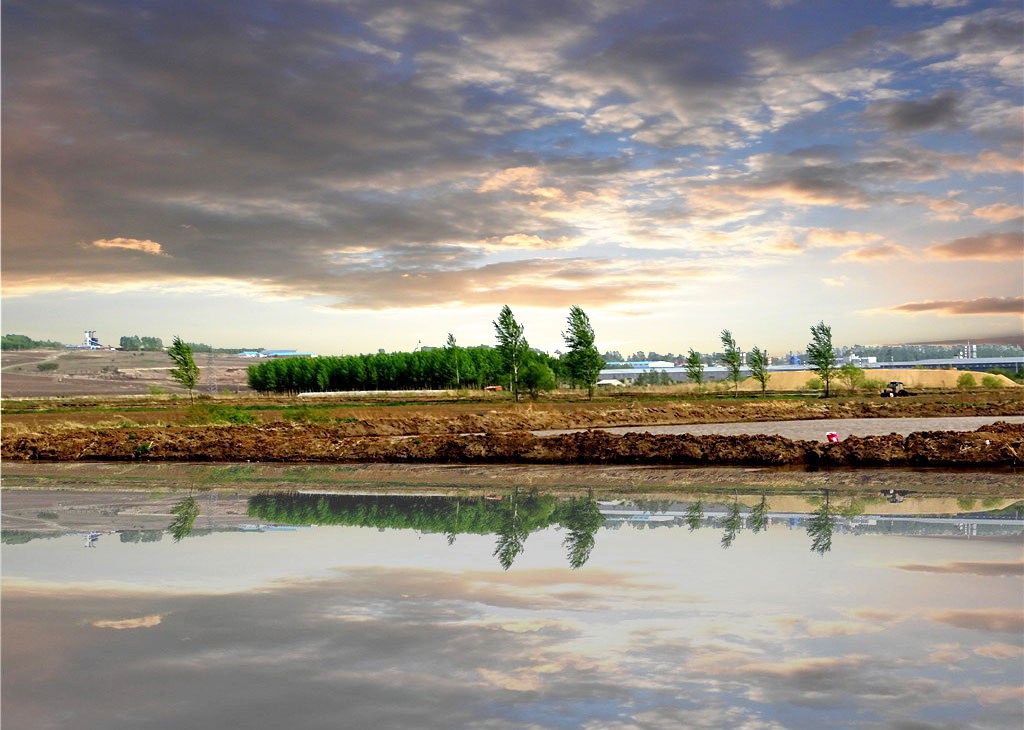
(3, 489, 1023, 730)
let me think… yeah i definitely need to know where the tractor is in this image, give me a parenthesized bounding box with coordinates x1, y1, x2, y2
(879, 381, 912, 397)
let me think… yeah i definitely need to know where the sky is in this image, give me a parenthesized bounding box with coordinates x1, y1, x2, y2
(4, 519, 1023, 729)
(2, 0, 1022, 355)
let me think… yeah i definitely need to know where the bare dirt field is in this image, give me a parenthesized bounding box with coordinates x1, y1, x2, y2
(1, 349, 252, 398)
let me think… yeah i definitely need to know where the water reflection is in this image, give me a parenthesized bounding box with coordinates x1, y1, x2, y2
(245, 489, 958, 566)
(168, 495, 200, 542)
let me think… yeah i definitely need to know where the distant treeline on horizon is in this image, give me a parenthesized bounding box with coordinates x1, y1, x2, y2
(246, 345, 564, 393)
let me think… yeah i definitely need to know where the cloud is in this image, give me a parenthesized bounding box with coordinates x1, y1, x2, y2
(891, 561, 1024, 577)
(865, 90, 964, 132)
(972, 204, 1024, 223)
(974, 643, 1024, 660)
(834, 243, 911, 262)
(893, 0, 969, 6)
(804, 228, 884, 248)
(929, 609, 1024, 634)
(90, 238, 168, 257)
(821, 276, 850, 287)
(92, 614, 164, 629)
(885, 296, 1024, 316)
(926, 231, 1023, 260)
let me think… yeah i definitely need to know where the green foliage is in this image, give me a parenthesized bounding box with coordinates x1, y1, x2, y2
(187, 404, 256, 425)
(133, 441, 153, 457)
(169, 496, 199, 542)
(248, 493, 605, 570)
(279, 405, 333, 423)
(119, 335, 163, 351)
(246, 346, 532, 394)
(561, 305, 604, 398)
(719, 330, 742, 396)
(36, 361, 59, 372)
(750, 495, 768, 533)
(2, 334, 64, 350)
(36, 512, 58, 520)
(805, 376, 823, 391)
(956, 372, 976, 390)
(981, 374, 1002, 389)
(987, 367, 1024, 383)
(956, 497, 977, 511)
(807, 492, 835, 555)
(168, 336, 200, 402)
(685, 349, 705, 388)
(186, 342, 214, 353)
(748, 346, 771, 395)
(520, 359, 556, 398)
(685, 500, 704, 531)
(837, 363, 866, 392)
(720, 500, 742, 548)
(806, 321, 837, 397)
(494, 305, 529, 402)
(634, 370, 674, 386)
(148, 385, 166, 395)
(863, 378, 885, 392)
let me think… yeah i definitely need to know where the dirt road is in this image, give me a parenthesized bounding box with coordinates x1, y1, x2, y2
(537, 416, 1024, 440)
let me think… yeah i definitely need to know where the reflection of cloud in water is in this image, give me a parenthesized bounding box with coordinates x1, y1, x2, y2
(4, 556, 1024, 730)
(92, 614, 163, 629)
(891, 561, 1024, 577)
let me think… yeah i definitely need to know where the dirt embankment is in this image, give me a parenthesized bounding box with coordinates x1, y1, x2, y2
(4, 421, 1021, 468)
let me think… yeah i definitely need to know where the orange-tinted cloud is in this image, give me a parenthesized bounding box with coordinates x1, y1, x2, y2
(973, 204, 1024, 222)
(92, 614, 163, 629)
(928, 609, 1024, 634)
(891, 561, 1024, 577)
(834, 243, 910, 262)
(886, 296, 1024, 316)
(974, 643, 1024, 660)
(803, 228, 883, 248)
(91, 238, 168, 256)
(926, 231, 1023, 261)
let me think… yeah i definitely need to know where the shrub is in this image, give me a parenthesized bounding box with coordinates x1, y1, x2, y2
(981, 374, 1002, 389)
(956, 373, 976, 389)
(280, 406, 332, 423)
(805, 376, 823, 391)
(186, 405, 256, 425)
(36, 362, 59, 372)
(863, 378, 885, 392)
(148, 385, 166, 395)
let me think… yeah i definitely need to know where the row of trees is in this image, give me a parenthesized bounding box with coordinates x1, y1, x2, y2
(1, 334, 63, 350)
(247, 305, 604, 398)
(119, 335, 164, 351)
(681, 321, 837, 396)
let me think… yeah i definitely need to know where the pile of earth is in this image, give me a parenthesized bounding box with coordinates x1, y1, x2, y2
(4, 421, 1021, 468)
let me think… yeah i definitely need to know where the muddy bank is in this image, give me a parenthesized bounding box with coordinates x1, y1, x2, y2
(3, 421, 1022, 468)
(3, 462, 1021, 498)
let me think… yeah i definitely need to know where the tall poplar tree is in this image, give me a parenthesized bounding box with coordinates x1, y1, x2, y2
(493, 305, 528, 402)
(720, 329, 742, 396)
(748, 346, 771, 395)
(168, 336, 200, 403)
(561, 305, 603, 399)
(806, 321, 838, 397)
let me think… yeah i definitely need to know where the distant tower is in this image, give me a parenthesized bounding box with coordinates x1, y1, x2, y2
(83, 330, 99, 349)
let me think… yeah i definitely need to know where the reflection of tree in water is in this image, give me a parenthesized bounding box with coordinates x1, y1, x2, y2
(685, 500, 704, 531)
(169, 496, 199, 542)
(750, 494, 769, 534)
(720, 499, 742, 549)
(494, 488, 531, 570)
(807, 490, 835, 555)
(559, 498, 603, 569)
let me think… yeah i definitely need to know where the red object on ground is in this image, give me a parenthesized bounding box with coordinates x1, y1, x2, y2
(826, 432, 840, 443)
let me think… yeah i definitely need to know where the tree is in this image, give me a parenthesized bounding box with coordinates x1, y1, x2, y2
(493, 305, 529, 402)
(720, 330, 742, 396)
(685, 349, 705, 390)
(837, 363, 865, 393)
(168, 496, 199, 542)
(120, 335, 142, 350)
(720, 499, 742, 549)
(750, 494, 769, 533)
(561, 305, 604, 399)
(957, 372, 976, 389)
(140, 336, 163, 351)
(446, 333, 460, 389)
(520, 359, 556, 398)
(806, 321, 838, 397)
(168, 336, 200, 403)
(807, 491, 835, 555)
(685, 500, 705, 531)
(559, 498, 603, 569)
(748, 346, 771, 395)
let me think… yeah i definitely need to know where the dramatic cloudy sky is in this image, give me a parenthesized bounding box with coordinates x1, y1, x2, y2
(3, 0, 1022, 353)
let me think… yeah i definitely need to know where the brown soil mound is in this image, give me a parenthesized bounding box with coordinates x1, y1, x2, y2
(3, 422, 1021, 468)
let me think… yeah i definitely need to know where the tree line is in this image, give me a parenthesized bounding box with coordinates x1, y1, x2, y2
(247, 305, 604, 398)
